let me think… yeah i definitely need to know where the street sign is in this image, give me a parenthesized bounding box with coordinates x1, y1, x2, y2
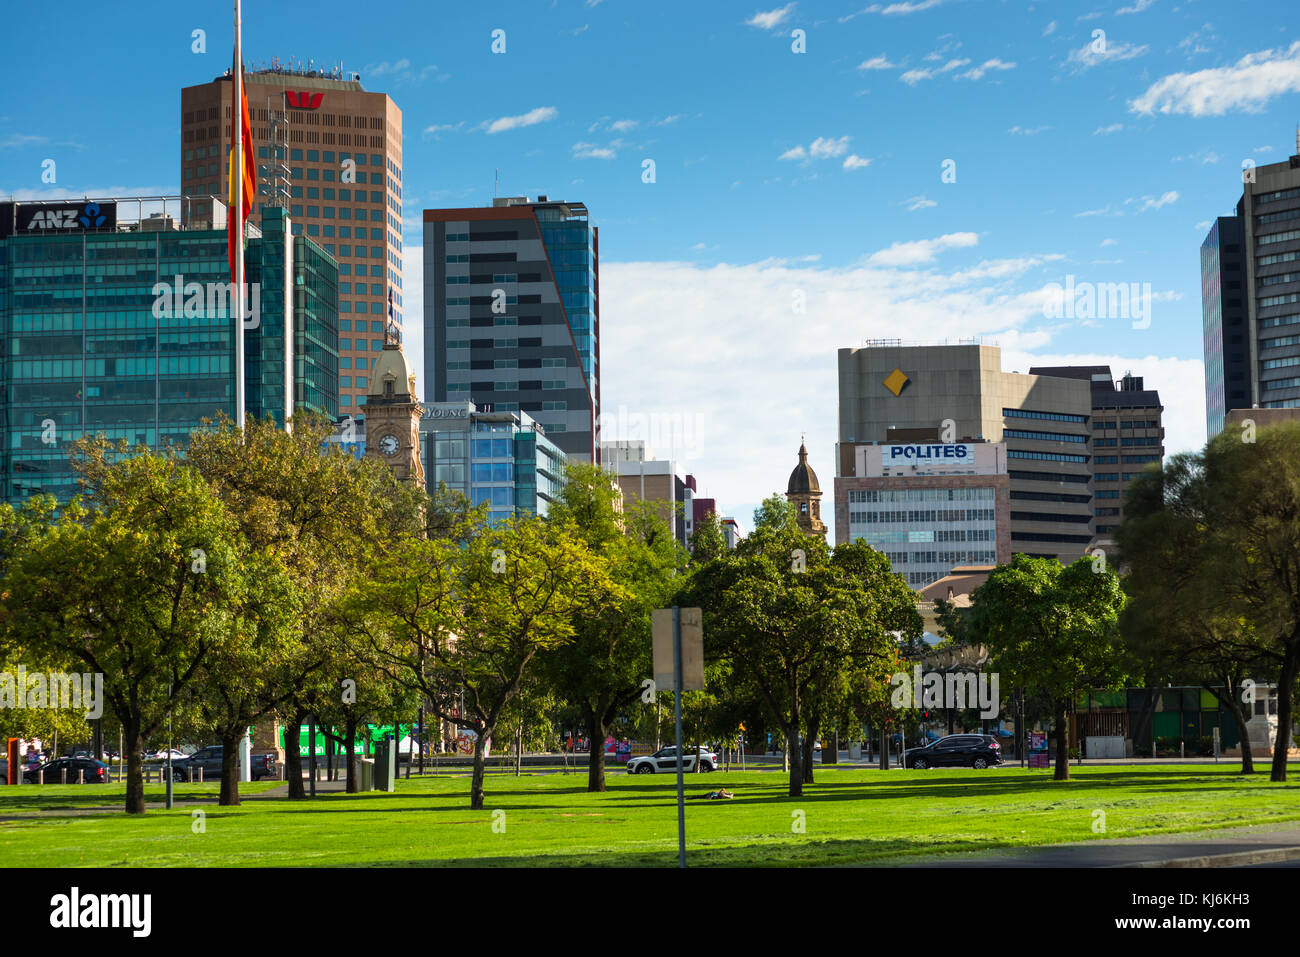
(653, 606, 704, 691)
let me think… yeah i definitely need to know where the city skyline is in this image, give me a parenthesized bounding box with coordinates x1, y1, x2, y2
(2, 1, 1298, 537)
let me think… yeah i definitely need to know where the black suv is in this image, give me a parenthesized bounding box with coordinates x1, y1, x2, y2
(904, 734, 1001, 769)
(171, 746, 276, 782)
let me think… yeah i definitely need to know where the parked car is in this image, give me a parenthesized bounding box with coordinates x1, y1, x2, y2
(626, 745, 718, 774)
(26, 757, 112, 784)
(170, 745, 277, 782)
(145, 749, 189, 762)
(903, 734, 1001, 769)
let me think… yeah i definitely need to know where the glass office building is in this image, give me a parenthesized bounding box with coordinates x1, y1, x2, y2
(421, 402, 567, 525)
(424, 197, 601, 463)
(0, 198, 337, 505)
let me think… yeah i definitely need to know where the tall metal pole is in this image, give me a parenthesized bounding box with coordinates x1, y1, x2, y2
(673, 605, 686, 869)
(233, 0, 246, 430)
(309, 715, 317, 798)
(165, 684, 174, 810)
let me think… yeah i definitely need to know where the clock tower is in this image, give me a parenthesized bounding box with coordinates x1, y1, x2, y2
(365, 341, 425, 487)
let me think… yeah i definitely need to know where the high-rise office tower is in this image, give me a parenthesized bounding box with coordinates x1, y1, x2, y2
(423, 196, 600, 463)
(0, 199, 337, 505)
(836, 342, 1094, 583)
(1201, 136, 1300, 436)
(1026, 366, 1164, 543)
(181, 63, 402, 416)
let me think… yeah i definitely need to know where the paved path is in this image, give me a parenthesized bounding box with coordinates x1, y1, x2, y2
(883, 823, 1300, 868)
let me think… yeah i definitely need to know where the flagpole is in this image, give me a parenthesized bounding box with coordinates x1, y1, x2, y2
(234, 0, 246, 432)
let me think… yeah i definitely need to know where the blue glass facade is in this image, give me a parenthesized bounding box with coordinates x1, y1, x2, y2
(0, 200, 338, 505)
(422, 404, 566, 525)
(537, 205, 598, 398)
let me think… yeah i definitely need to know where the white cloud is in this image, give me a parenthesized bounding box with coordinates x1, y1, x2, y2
(483, 106, 558, 134)
(573, 141, 618, 160)
(858, 55, 898, 71)
(365, 59, 411, 76)
(1006, 351, 1205, 456)
(747, 4, 795, 29)
(656, 115, 682, 126)
(1115, 0, 1154, 14)
(609, 119, 638, 132)
(1008, 124, 1051, 135)
(843, 154, 871, 170)
(1094, 123, 1124, 135)
(1100, 238, 1118, 247)
(599, 245, 1114, 532)
(906, 195, 938, 211)
(423, 122, 464, 137)
(867, 231, 979, 266)
(1195, 220, 1212, 232)
(878, 0, 944, 13)
(1138, 190, 1179, 212)
(1130, 41, 1300, 116)
(1043, 20, 1057, 37)
(401, 244, 425, 402)
(901, 57, 970, 84)
(780, 135, 852, 163)
(0, 134, 48, 150)
(960, 58, 1016, 81)
(1067, 39, 1148, 70)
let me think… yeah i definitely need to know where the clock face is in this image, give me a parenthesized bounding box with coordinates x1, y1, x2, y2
(378, 433, 400, 456)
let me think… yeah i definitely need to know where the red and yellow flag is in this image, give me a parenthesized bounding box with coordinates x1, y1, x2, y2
(227, 65, 256, 281)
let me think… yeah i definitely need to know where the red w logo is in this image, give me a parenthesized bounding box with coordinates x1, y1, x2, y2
(285, 91, 323, 109)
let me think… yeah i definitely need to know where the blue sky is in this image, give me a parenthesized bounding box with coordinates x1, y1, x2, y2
(3, 0, 1299, 538)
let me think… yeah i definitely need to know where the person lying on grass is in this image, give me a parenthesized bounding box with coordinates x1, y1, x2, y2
(692, 787, 733, 800)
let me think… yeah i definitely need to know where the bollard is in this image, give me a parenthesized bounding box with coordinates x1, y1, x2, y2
(61, 767, 67, 785)
(198, 767, 204, 784)
(38, 769, 44, 786)
(78, 768, 84, 784)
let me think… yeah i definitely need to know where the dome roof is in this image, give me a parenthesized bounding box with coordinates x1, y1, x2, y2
(370, 343, 417, 399)
(787, 442, 820, 495)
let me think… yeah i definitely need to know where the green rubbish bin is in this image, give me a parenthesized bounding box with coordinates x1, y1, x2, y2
(374, 738, 396, 792)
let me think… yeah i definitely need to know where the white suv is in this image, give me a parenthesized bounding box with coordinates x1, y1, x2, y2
(626, 746, 718, 774)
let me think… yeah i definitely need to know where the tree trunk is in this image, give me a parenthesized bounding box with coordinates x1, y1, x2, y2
(801, 719, 818, 784)
(586, 712, 607, 792)
(1222, 675, 1254, 775)
(1270, 647, 1299, 783)
(218, 731, 241, 805)
(786, 728, 803, 797)
(1132, 686, 1158, 756)
(123, 722, 146, 815)
(285, 711, 306, 799)
(879, 727, 889, 771)
(1053, 700, 1070, 781)
(470, 731, 488, 810)
(345, 715, 358, 794)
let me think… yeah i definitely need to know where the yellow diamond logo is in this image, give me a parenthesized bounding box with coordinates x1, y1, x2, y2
(883, 368, 911, 396)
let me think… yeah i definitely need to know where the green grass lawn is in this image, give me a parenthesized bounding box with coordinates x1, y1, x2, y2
(1, 766, 1298, 867)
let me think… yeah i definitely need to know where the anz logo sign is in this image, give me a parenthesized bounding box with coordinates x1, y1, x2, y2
(19, 201, 114, 232)
(285, 91, 323, 109)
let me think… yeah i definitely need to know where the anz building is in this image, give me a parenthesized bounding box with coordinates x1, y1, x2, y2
(0, 198, 338, 505)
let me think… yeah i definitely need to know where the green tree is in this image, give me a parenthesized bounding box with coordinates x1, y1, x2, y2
(681, 518, 919, 796)
(0, 451, 263, 813)
(539, 465, 680, 792)
(961, 554, 1129, 780)
(1117, 453, 1268, 773)
(183, 412, 420, 799)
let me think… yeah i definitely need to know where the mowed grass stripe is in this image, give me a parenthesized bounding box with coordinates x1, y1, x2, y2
(1, 766, 1297, 867)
